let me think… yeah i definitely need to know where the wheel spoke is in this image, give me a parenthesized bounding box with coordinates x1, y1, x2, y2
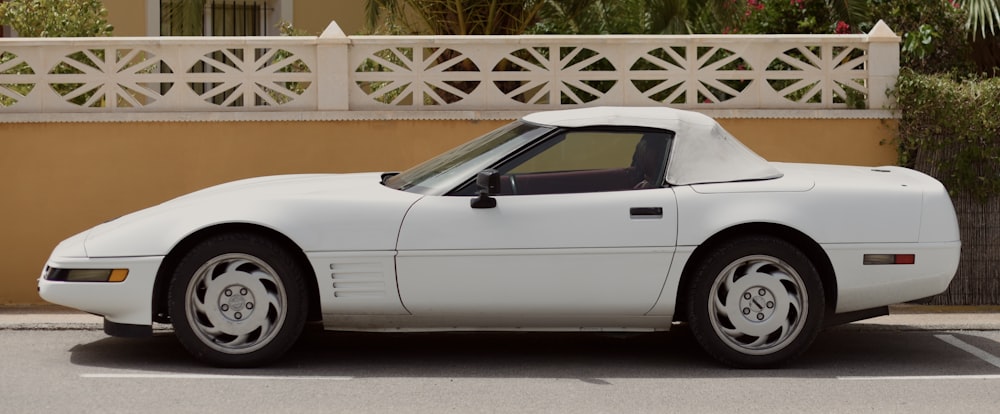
(787, 293, 801, 314)
(211, 332, 250, 348)
(266, 291, 281, 309)
(713, 293, 730, 318)
(199, 324, 224, 336)
(258, 317, 273, 338)
(222, 259, 254, 275)
(772, 269, 795, 284)
(252, 269, 276, 284)
(746, 260, 770, 274)
(720, 325, 742, 338)
(723, 267, 738, 290)
(746, 334, 770, 348)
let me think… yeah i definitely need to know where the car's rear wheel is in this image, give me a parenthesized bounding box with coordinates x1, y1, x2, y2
(168, 233, 308, 367)
(686, 235, 824, 368)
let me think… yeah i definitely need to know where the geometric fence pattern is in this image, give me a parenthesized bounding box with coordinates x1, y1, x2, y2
(350, 38, 870, 110)
(0, 25, 898, 113)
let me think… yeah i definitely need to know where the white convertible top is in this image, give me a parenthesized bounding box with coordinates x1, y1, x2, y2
(522, 106, 783, 185)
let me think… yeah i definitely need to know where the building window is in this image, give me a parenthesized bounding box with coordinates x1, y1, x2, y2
(159, 0, 283, 36)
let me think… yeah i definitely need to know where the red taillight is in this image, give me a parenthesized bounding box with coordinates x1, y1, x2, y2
(863, 254, 916, 265)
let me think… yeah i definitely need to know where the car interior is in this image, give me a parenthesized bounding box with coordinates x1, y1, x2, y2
(455, 128, 673, 196)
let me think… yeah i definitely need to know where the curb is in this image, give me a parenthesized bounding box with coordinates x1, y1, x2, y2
(3, 305, 1000, 332)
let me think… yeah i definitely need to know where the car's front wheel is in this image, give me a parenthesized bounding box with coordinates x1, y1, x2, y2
(686, 235, 825, 368)
(168, 233, 308, 367)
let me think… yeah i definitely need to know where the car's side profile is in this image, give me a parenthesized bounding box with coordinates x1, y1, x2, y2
(38, 106, 961, 368)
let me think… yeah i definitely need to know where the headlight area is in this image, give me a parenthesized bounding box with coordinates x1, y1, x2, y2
(38, 255, 161, 331)
(42, 267, 129, 283)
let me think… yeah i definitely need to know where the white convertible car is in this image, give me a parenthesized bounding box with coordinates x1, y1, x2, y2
(39, 107, 960, 368)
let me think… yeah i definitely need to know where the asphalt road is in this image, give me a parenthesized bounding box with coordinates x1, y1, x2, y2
(3, 320, 1000, 413)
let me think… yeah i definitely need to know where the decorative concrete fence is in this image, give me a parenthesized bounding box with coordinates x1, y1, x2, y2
(0, 21, 899, 115)
(0, 22, 906, 305)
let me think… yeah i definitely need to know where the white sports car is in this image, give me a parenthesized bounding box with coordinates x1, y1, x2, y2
(39, 107, 960, 368)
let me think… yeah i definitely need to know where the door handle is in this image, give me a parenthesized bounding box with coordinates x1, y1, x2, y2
(630, 207, 663, 218)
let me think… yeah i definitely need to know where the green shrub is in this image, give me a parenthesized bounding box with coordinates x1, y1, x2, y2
(893, 69, 1000, 200)
(739, 0, 839, 34)
(870, 0, 974, 74)
(0, 0, 113, 37)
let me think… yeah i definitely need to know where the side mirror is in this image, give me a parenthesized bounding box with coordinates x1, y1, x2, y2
(470, 169, 500, 209)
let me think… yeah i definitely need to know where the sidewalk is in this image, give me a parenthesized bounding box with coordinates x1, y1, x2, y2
(3, 304, 1000, 331)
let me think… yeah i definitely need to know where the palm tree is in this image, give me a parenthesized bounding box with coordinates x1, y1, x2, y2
(958, 0, 1000, 39)
(828, 0, 873, 33)
(958, 0, 1000, 72)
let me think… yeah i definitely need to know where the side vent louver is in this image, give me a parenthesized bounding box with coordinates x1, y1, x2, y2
(330, 262, 386, 298)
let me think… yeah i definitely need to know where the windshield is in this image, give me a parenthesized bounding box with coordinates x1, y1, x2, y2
(385, 121, 553, 194)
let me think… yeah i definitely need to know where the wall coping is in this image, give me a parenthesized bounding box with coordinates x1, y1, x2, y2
(0, 109, 897, 124)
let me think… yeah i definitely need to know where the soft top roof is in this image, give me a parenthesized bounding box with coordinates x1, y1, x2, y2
(522, 106, 783, 185)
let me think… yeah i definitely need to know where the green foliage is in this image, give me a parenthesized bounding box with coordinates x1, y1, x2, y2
(277, 21, 309, 37)
(871, 0, 975, 74)
(363, 0, 733, 35)
(828, 0, 874, 32)
(892, 69, 1000, 200)
(530, 0, 652, 34)
(957, 0, 1000, 39)
(0, 0, 113, 37)
(365, 0, 547, 35)
(274, 21, 310, 101)
(740, 0, 839, 34)
(733, 0, 872, 34)
(901, 24, 940, 60)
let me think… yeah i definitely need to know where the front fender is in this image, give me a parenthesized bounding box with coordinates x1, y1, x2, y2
(84, 194, 421, 257)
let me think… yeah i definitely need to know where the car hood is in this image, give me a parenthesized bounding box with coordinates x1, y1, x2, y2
(168, 173, 380, 204)
(69, 172, 423, 257)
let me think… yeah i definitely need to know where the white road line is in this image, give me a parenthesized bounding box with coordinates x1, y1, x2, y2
(838, 375, 1000, 381)
(935, 334, 1000, 369)
(839, 334, 1000, 381)
(81, 373, 353, 381)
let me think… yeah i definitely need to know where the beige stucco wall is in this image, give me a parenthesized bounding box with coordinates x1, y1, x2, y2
(103, 0, 146, 36)
(294, 0, 366, 35)
(1, 118, 897, 305)
(103, 0, 148, 36)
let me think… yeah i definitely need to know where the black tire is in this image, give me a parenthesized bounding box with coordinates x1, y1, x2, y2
(686, 235, 825, 368)
(168, 233, 308, 367)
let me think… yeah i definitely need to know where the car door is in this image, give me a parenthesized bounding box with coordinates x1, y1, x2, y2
(394, 128, 678, 319)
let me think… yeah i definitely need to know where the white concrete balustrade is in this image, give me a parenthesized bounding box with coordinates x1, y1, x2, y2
(0, 21, 899, 117)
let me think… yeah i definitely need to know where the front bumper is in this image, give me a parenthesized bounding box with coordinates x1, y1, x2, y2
(38, 255, 164, 328)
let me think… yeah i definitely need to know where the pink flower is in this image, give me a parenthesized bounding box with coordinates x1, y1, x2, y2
(790, 0, 805, 9)
(835, 21, 850, 34)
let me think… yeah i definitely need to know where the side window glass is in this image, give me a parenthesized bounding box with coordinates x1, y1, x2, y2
(473, 128, 672, 196)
